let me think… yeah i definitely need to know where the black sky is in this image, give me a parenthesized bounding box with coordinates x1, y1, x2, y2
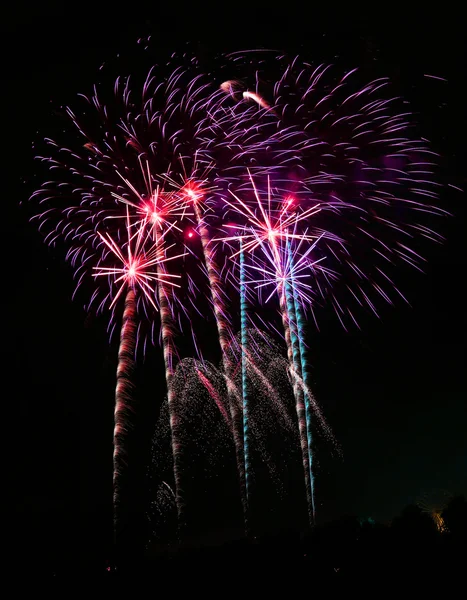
(5, 2, 466, 567)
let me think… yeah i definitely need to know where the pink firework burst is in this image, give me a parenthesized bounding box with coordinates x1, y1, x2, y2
(245, 228, 329, 306)
(93, 208, 185, 311)
(216, 170, 323, 258)
(108, 170, 191, 239)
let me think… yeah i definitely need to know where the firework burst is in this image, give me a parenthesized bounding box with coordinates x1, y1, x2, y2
(92, 208, 184, 308)
(218, 171, 322, 258)
(216, 172, 328, 525)
(271, 58, 449, 326)
(29, 60, 227, 536)
(30, 62, 224, 349)
(29, 49, 455, 539)
(216, 55, 451, 328)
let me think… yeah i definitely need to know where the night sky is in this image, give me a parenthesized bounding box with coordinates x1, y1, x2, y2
(6, 3, 466, 566)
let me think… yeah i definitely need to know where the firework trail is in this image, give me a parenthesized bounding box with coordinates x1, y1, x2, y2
(246, 226, 339, 497)
(239, 240, 251, 508)
(124, 180, 195, 525)
(249, 223, 317, 524)
(190, 189, 249, 531)
(198, 77, 309, 530)
(288, 240, 315, 519)
(218, 173, 325, 525)
(154, 227, 184, 524)
(113, 286, 137, 535)
(253, 232, 339, 523)
(284, 273, 314, 525)
(185, 186, 234, 355)
(91, 212, 183, 537)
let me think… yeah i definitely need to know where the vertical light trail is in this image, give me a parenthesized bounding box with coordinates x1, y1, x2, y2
(288, 241, 316, 523)
(239, 240, 251, 513)
(193, 201, 249, 533)
(154, 231, 184, 528)
(113, 286, 137, 541)
(194, 202, 233, 354)
(282, 279, 314, 527)
(265, 230, 314, 527)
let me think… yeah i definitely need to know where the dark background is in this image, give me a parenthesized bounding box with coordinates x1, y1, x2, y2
(5, 2, 466, 570)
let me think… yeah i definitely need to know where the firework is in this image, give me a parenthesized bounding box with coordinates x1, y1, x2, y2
(154, 229, 184, 525)
(149, 358, 236, 537)
(280, 250, 314, 525)
(268, 58, 448, 326)
(180, 181, 250, 530)
(417, 490, 452, 533)
(113, 286, 136, 537)
(219, 173, 322, 258)
(218, 172, 326, 524)
(239, 240, 251, 514)
(195, 76, 312, 532)
(30, 50, 454, 540)
(216, 54, 452, 329)
(30, 62, 227, 534)
(31, 62, 222, 349)
(214, 55, 452, 525)
(92, 212, 183, 535)
(148, 331, 306, 540)
(287, 240, 316, 519)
